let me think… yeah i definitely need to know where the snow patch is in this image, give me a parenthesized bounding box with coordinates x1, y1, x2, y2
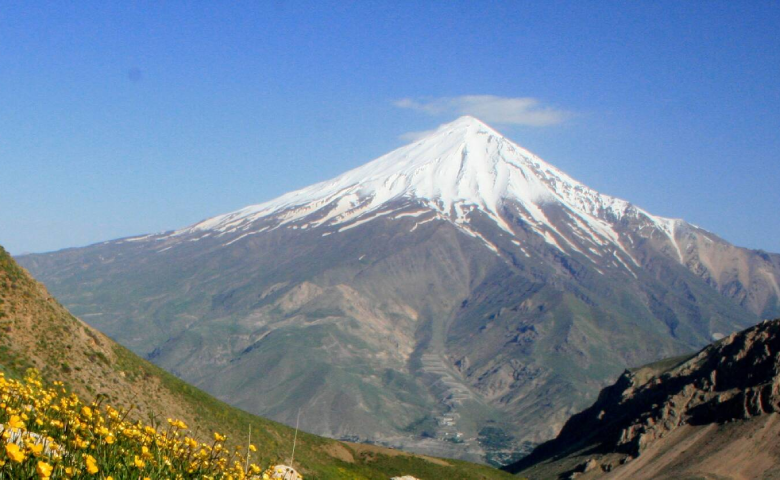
(460, 225, 501, 255)
(123, 234, 154, 243)
(393, 210, 430, 219)
(338, 210, 394, 232)
(410, 216, 439, 232)
(612, 251, 637, 278)
(541, 231, 565, 254)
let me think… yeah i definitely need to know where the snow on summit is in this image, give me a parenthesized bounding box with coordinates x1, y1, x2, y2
(164, 116, 683, 266)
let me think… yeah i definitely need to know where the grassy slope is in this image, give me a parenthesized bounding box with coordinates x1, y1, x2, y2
(0, 245, 512, 480)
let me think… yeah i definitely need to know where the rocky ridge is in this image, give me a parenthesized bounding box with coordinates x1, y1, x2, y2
(506, 318, 780, 478)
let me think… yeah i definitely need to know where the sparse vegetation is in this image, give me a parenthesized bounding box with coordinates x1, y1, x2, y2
(0, 245, 513, 479)
(0, 369, 278, 478)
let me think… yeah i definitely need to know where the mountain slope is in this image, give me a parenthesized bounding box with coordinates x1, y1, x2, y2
(505, 318, 780, 479)
(18, 116, 780, 464)
(0, 244, 512, 479)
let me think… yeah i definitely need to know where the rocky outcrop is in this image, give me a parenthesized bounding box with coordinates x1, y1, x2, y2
(506, 318, 780, 477)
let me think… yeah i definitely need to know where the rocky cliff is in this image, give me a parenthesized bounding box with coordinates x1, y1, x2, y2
(506, 318, 780, 479)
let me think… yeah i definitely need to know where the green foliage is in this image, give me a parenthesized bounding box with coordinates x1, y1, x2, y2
(0, 244, 511, 478)
(401, 415, 438, 438)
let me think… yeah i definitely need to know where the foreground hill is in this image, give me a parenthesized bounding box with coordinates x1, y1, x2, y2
(505, 318, 780, 479)
(19, 117, 780, 463)
(0, 245, 511, 479)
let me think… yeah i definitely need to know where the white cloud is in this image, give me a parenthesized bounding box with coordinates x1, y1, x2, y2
(394, 95, 571, 127)
(398, 129, 437, 142)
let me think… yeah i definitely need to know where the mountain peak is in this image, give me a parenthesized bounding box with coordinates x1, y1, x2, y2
(438, 114, 495, 130)
(185, 116, 553, 234)
(175, 117, 682, 270)
(414, 115, 503, 146)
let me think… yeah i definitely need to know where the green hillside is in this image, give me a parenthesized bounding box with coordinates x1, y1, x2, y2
(0, 245, 512, 479)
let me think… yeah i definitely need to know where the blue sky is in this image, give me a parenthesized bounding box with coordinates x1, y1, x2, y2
(1, 1, 779, 254)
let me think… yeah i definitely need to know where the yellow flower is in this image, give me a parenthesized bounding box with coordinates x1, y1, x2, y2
(85, 454, 99, 474)
(141, 445, 152, 459)
(7, 414, 25, 430)
(134, 455, 146, 468)
(36, 460, 53, 479)
(249, 444, 257, 452)
(6, 443, 25, 463)
(167, 418, 188, 429)
(213, 432, 226, 442)
(27, 441, 44, 456)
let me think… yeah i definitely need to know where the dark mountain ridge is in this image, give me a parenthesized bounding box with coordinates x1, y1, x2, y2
(507, 318, 780, 479)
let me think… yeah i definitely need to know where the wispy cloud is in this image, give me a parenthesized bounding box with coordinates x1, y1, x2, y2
(398, 129, 437, 142)
(394, 95, 571, 127)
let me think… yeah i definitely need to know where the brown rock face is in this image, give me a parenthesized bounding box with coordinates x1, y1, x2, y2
(506, 318, 780, 478)
(612, 319, 780, 455)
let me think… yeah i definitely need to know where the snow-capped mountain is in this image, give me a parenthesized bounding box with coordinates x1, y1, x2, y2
(183, 116, 634, 232)
(19, 117, 780, 464)
(172, 116, 679, 270)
